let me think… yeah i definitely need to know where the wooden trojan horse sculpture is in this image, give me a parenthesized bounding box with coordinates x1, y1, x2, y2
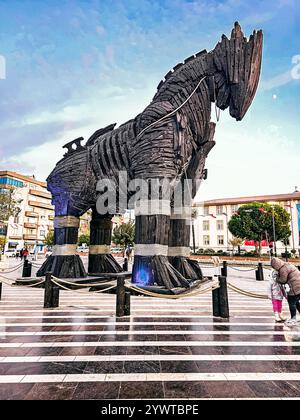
(38, 23, 263, 289)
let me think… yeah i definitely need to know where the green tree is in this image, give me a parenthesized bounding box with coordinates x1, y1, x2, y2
(0, 189, 20, 222)
(228, 202, 291, 255)
(45, 231, 54, 246)
(112, 222, 135, 249)
(78, 234, 90, 246)
(0, 236, 6, 259)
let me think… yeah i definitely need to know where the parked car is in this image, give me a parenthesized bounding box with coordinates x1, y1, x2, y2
(5, 250, 16, 258)
(77, 246, 88, 253)
(111, 247, 124, 254)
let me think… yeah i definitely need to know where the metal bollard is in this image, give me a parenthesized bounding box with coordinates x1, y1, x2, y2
(44, 272, 60, 308)
(212, 286, 221, 317)
(0, 282, 2, 301)
(255, 262, 264, 281)
(22, 260, 32, 278)
(212, 276, 230, 319)
(221, 261, 228, 277)
(123, 258, 128, 272)
(219, 276, 230, 318)
(116, 275, 126, 317)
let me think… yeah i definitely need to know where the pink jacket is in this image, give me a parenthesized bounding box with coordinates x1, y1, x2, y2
(271, 258, 300, 296)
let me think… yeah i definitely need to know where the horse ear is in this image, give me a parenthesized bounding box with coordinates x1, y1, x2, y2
(231, 21, 244, 39)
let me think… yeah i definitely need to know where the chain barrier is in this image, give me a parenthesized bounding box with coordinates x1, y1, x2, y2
(0, 263, 24, 273)
(51, 276, 118, 289)
(227, 282, 268, 300)
(124, 279, 220, 300)
(0, 273, 16, 282)
(227, 266, 257, 273)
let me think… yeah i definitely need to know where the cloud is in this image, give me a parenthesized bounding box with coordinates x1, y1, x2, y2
(260, 70, 294, 91)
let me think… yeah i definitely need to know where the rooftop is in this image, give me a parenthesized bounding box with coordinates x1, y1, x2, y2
(195, 192, 300, 207)
(0, 171, 46, 188)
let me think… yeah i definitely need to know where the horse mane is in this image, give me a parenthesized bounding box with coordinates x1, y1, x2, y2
(153, 49, 208, 100)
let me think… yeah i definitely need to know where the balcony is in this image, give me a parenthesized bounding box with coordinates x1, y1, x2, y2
(28, 200, 54, 211)
(25, 211, 39, 218)
(23, 234, 37, 241)
(29, 189, 52, 200)
(48, 215, 54, 220)
(9, 235, 22, 240)
(24, 223, 37, 229)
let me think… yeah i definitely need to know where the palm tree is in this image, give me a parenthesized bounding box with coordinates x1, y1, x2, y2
(229, 237, 244, 256)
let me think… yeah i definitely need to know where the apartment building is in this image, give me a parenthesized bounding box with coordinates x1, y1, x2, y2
(193, 192, 300, 253)
(0, 171, 54, 253)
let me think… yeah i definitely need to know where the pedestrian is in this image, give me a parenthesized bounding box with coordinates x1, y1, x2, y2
(20, 248, 24, 260)
(23, 247, 29, 261)
(268, 269, 287, 323)
(271, 257, 300, 326)
(126, 246, 132, 262)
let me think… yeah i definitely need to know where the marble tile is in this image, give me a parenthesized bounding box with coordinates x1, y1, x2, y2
(119, 381, 164, 399)
(0, 383, 34, 400)
(72, 381, 120, 400)
(84, 361, 124, 375)
(24, 382, 77, 400)
(123, 361, 161, 374)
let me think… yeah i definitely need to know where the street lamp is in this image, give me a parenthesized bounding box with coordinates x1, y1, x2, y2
(222, 209, 229, 251)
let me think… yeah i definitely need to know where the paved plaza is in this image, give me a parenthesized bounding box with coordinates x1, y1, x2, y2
(0, 258, 299, 400)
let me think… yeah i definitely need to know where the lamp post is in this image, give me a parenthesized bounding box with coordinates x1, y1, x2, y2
(222, 209, 229, 252)
(271, 205, 277, 257)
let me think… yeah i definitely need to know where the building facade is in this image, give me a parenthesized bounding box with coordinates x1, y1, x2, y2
(193, 192, 300, 254)
(0, 171, 54, 253)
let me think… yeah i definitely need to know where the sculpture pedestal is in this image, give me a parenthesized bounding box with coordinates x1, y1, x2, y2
(132, 255, 190, 289)
(88, 254, 123, 275)
(37, 255, 87, 278)
(169, 256, 203, 281)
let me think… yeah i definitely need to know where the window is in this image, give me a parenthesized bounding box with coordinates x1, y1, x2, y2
(216, 205, 223, 216)
(203, 235, 210, 246)
(203, 207, 209, 216)
(218, 235, 224, 246)
(217, 220, 224, 231)
(11, 227, 18, 236)
(203, 220, 210, 231)
(41, 216, 46, 220)
(40, 230, 45, 237)
(231, 205, 239, 214)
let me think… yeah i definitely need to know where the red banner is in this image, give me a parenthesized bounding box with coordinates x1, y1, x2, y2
(244, 240, 271, 247)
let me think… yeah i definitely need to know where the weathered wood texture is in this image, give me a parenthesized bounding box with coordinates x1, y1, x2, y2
(88, 210, 123, 274)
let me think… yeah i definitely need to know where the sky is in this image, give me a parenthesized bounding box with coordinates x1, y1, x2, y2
(0, 0, 299, 201)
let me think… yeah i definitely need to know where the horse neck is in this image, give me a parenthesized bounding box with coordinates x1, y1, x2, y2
(153, 53, 213, 139)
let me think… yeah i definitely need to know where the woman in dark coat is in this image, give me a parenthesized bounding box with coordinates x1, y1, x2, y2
(271, 258, 300, 326)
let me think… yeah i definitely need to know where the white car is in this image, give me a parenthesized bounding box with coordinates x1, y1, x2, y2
(5, 250, 16, 258)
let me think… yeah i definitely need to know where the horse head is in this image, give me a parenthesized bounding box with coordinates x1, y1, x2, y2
(211, 22, 263, 121)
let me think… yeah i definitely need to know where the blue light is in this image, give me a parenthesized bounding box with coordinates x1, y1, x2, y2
(134, 267, 150, 285)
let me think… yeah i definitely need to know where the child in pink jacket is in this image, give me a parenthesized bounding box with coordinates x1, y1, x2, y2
(268, 270, 287, 322)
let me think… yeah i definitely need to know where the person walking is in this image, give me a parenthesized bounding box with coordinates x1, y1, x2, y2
(22, 247, 29, 261)
(268, 269, 287, 322)
(271, 257, 300, 326)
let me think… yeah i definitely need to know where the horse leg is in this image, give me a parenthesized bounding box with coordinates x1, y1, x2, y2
(88, 208, 123, 275)
(132, 197, 190, 289)
(37, 214, 86, 278)
(168, 208, 203, 281)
